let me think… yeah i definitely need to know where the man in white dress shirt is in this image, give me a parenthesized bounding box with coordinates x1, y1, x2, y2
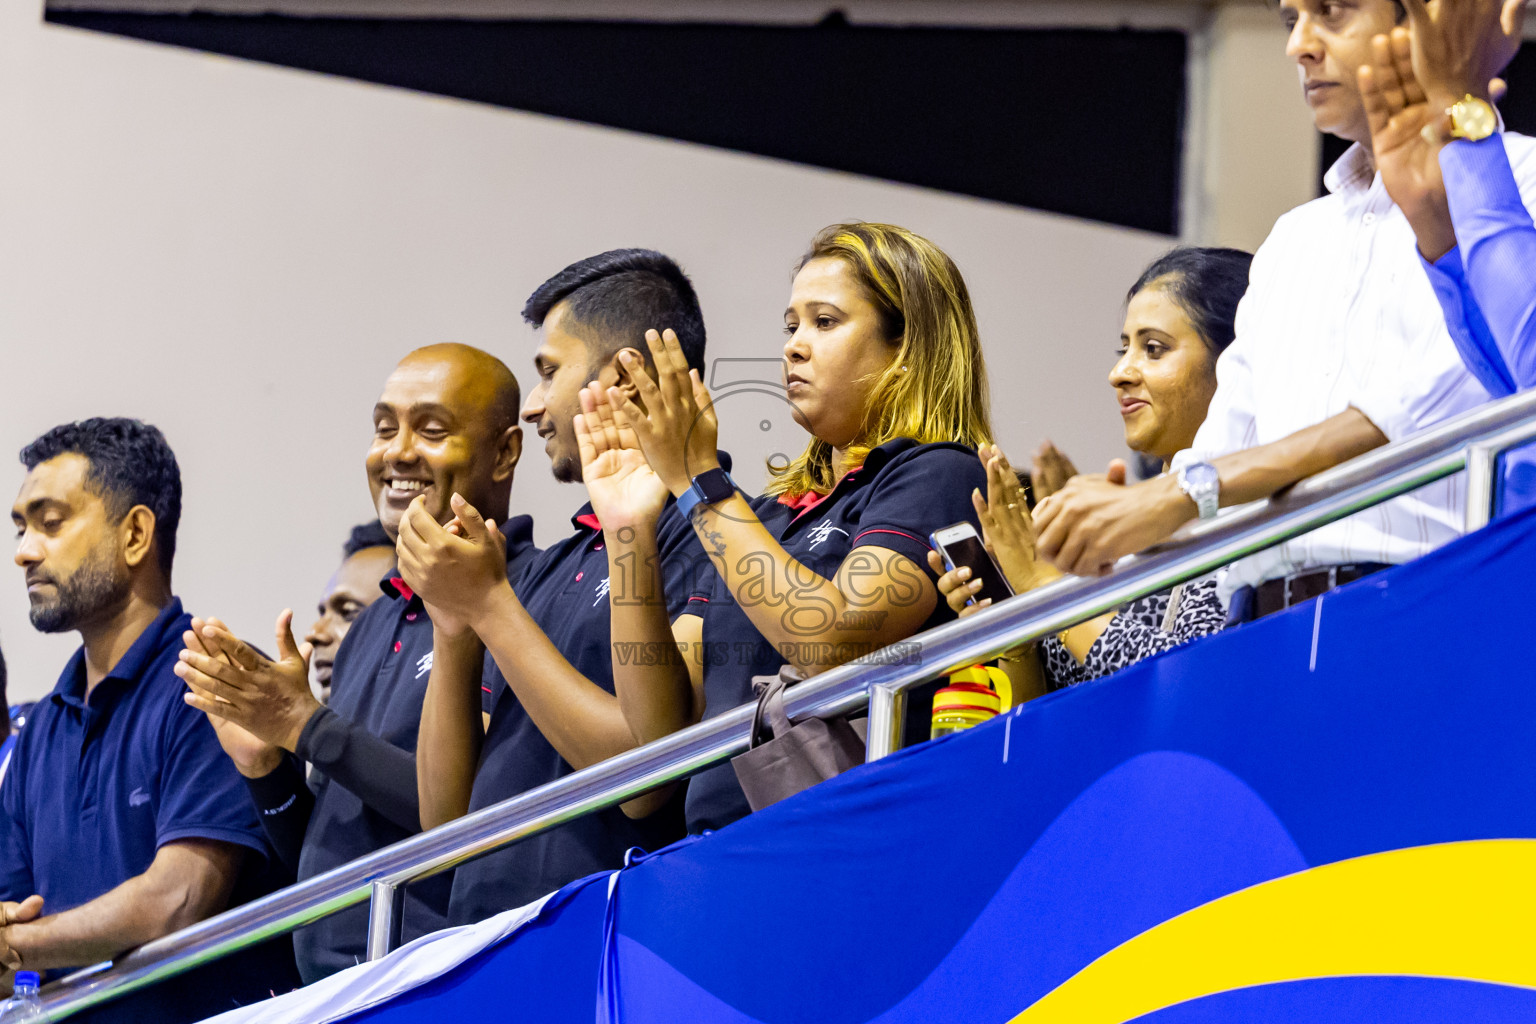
(1033, 0, 1533, 620)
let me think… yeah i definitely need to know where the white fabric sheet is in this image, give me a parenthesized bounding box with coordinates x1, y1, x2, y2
(197, 890, 555, 1024)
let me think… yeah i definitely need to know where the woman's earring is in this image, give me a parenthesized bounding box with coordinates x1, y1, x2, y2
(900, 365, 909, 372)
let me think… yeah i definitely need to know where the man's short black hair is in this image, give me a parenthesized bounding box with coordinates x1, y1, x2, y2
(343, 520, 393, 559)
(19, 418, 183, 576)
(522, 249, 707, 373)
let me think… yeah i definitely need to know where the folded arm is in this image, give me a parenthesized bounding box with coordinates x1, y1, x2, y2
(2, 839, 243, 972)
(1036, 408, 1388, 576)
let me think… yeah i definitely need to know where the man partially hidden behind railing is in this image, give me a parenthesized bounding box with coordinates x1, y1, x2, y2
(2, 418, 298, 1022)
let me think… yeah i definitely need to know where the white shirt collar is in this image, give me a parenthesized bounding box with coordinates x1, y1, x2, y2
(1323, 141, 1375, 195)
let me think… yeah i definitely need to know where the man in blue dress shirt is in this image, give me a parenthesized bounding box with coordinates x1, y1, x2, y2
(1358, 0, 1536, 511)
(2, 418, 295, 1021)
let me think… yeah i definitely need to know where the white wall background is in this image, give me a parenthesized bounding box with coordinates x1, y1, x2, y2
(0, 1, 1182, 699)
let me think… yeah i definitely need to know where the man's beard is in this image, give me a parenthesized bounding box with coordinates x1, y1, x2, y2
(551, 450, 582, 484)
(29, 544, 132, 634)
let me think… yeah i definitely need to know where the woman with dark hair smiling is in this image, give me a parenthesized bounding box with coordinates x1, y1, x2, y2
(933, 246, 1254, 687)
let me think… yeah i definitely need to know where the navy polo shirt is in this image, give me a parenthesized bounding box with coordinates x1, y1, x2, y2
(0, 598, 297, 1022)
(683, 439, 988, 833)
(446, 497, 709, 925)
(289, 515, 538, 981)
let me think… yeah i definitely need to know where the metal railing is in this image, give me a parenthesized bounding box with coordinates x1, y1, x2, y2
(38, 386, 1536, 1020)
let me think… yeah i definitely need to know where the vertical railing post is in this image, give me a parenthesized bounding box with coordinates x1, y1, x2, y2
(366, 880, 406, 961)
(865, 683, 907, 761)
(1465, 441, 1502, 532)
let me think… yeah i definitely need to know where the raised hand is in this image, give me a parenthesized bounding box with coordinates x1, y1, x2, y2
(1398, 0, 1525, 110)
(395, 493, 507, 637)
(177, 613, 320, 754)
(606, 329, 720, 497)
(1030, 440, 1078, 501)
(975, 444, 1061, 593)
(1360, 28, 1457, 260)
(183, 620, 284, 777)
(576, 382, 671, 529)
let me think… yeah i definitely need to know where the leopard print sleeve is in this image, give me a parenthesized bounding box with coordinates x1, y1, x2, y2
(1041, 578, 1227, 689)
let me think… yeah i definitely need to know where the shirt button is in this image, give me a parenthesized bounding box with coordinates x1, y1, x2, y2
(594, 543, 604, 551)
(393, 641, 402, 653)
(576, 571, 584, 582)
(1363, 212, 1376, 225)
(405, 612, 418, 622)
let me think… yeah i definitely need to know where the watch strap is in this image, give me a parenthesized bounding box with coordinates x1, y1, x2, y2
(676, 468, 736, 520)
(1177, 463, 1220, 520)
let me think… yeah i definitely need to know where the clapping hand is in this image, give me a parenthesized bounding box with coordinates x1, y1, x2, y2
(1033, 457, 1197, 577)
(605, 329, 720, 498)
(177, 613, 320, 755)
(975, 444, 1062, 592)
(576, 382, 671, 530)
(182, 618, 284, 777)
(1396, 0, 1524, 111)
(395, 493, 507, 637)
(1359, 28, 1457, 259)
(1030, 440, 1078, 501)
(928, 443, 1063, 617)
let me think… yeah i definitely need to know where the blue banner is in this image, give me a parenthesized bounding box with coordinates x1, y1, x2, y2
(337, 505, 1536, 1024)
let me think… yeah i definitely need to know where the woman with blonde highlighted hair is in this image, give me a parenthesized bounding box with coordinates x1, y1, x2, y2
(573, 222, 1015, 833)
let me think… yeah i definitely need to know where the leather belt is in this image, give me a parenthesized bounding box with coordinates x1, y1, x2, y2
(1253, 562, 1391, 619)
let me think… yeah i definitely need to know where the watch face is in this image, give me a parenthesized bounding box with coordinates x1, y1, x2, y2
(1184, 462, 1219, 489)
(1453, 98, 1497, 140)
(693, 468, 734, 503)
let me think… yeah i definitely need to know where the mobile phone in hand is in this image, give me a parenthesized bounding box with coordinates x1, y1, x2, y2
(930, 522, 1014, 606)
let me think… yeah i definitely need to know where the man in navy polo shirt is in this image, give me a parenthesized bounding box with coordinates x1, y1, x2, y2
(0, 640, 12, 784)
(2, 418, 296, 1021)
(175, 344, 536, 982)
(397, 250, 716, 926)
(305, 520, 396, 705)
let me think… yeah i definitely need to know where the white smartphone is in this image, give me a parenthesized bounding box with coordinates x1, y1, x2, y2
(930, 522, 1014, 606)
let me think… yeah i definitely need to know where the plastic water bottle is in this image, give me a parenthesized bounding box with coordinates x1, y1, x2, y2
(1, 971, 46, 1021)
(930, 664, 1013, 740)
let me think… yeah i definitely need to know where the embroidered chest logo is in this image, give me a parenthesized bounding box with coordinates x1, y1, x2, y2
(416, 651, 434, 680)
(806, 518, 850, 550)
(128, 787, 151, 808)
(593, 576, 612, 607)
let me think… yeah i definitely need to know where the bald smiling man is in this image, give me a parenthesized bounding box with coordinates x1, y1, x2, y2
(175, 344, 538, 982)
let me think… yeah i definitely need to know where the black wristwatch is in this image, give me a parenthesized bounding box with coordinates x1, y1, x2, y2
(676, 467, 736, 519)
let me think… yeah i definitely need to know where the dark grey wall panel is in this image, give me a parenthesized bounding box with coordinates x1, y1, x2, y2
(45, 12, 1188, 234)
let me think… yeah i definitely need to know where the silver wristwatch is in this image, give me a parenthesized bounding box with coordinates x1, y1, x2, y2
(1177, 461, 1220, 520)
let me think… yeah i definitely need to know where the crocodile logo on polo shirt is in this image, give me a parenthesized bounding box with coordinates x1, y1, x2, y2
(593, 576, 611, 607)
(806, 519, 849, 550)
(128, 787, 151, 808)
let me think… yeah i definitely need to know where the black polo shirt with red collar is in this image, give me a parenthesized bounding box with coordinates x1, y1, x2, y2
(252, 515, 537, 982)
(682, 438, 988, 834)
(446, 490, 713, 926)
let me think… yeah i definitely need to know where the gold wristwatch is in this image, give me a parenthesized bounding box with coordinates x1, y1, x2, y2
(1447, 94, 1497, 142)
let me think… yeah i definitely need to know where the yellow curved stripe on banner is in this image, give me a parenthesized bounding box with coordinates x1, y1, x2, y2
(1010, 839, 1536, 1024)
